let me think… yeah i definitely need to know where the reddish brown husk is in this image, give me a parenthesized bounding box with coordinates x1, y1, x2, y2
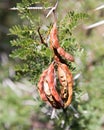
(38, 62, 73, 109)
(50, 23, 74, 62)
(38, 69, 48, 101)
(38, 63, 64, 109)
(44, 63, 63, 108)
(50, 23, 60, 49)
(38, 22, 74, 109)
(57, 62, 73, 108)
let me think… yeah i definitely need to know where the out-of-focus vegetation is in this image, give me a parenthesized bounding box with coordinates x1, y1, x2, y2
(0, 0, 104, 130)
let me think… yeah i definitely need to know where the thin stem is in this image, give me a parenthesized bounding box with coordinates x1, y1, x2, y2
(85, 20, 104, 30)
(10, 6, 52, 11)
(46, 0, 58, 19)
(94, 4, 104, 11)
(37, 27, 48, 47)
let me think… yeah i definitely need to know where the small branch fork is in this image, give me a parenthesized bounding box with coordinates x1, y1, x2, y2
(38, 1, 58, 47)
(46, 0, 58, 19)
(10, 0, 58, 20)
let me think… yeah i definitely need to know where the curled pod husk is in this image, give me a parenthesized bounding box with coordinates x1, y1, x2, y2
(50, 23, 74, 62)
(38, 69, 48, 101)
(44, 63, 63, 108)
(57, 62, 73, 108)
(38, 63, 63, 109)
(57, 47, 74, 62)
(50, 23, 60, 49)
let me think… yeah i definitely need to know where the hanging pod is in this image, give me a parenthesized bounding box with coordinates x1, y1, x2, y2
(44, 63, 63, 109)
(50, 23, 74, 62)
(38, 61, 73, 109)
(38, 63, 63, 109)
(50, 23, 60, 49)
(57, 62, 73, 108)
(38, 21, 74, 109)
(38, 69, 48, 102)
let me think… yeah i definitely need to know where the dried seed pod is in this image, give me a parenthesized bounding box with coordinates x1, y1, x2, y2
(38, 63, 63, 109)
(43, 79, 58, 108)
(43, 79, 63, 109)
(50, 23, 74, 62)
(38, 19, 75, 109)
(45, 63, 63, 108)
(58, 63, 73, 108)
(50, 23, 60, 49)
(57, 47, 74, 62)
(38, 69, 48, 101)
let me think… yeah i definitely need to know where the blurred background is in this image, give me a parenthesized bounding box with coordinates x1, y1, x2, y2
(0, 0, 104, 130)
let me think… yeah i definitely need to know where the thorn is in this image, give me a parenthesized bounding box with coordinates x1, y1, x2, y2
(70, 104, 79, 118)
(46, 0, 58, 18)
(94, 4, 104, 11)
(85, 20, 104, 30)
(51, 108, 59, 119)
(10, 6, 52, 11)
(74, 73, 81, 80)
(61, 120, 65, 128)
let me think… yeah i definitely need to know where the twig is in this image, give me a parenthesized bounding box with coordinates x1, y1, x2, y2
(10, 6, 52, 10)
(10, 1, 58, 21)
(46, 0, 58, 18)
(73, 73, 81, 81)
(70, 104, 79, 118)
(51, 108, 59, 119)
(85, 20, 104, 30)
(94, 4, 104, 11)
(37, 27, 48, 47)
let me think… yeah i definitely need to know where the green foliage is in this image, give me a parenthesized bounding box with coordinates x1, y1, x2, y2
(0, 0, 103, 130)
(9, 1, 89, 130)
(10, 24, 51, 81)
(9, 1, 55, 82)
(10, 7, 87, 81)
(59, 11, 88, 34)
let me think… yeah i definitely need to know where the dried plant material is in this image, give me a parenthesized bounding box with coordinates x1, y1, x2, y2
(38, 11, 74, 109)
(50, 23, 74, 62)
(38, 69, 48, 101)
(58, 63, 73, 108)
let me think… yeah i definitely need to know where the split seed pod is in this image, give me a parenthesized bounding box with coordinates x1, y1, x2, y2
(57, 62, 73, 108)
(44, 63, 63, 108)
(38, 69, 48, 101)
(38, 63, 63, 109)
(38, 22, 74, 109)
